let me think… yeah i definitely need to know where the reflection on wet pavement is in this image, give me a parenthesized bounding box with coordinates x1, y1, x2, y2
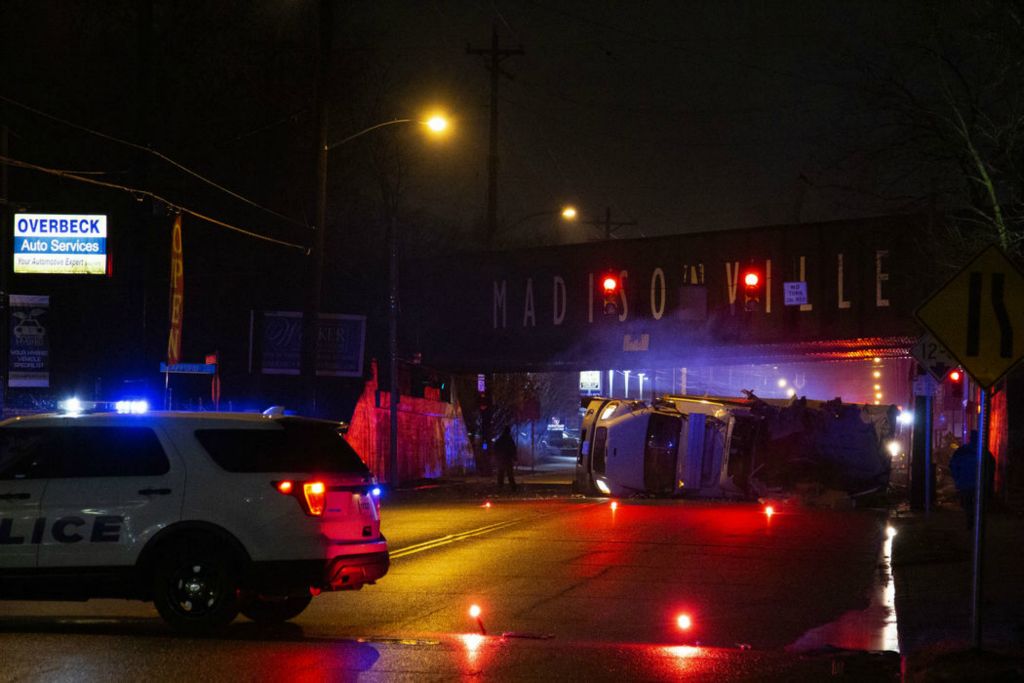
(787, 522, 899, 653)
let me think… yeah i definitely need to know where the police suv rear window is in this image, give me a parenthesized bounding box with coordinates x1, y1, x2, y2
(0, 427, 169, 479)
(195, 419, 369, 474)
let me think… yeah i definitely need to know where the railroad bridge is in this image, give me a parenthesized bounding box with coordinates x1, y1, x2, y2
(407, 214, 936, 394)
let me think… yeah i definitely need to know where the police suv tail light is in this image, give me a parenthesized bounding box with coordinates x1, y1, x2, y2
(271, 480, 325, 516)
(303, 481, 326, 516)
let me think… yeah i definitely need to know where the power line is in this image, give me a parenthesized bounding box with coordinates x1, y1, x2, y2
(587, 206, 637, 241)
(0, 154, 308, 252)
(0, 93, 309, 230)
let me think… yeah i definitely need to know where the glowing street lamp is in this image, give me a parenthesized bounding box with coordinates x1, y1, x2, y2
(509, 205, 578, 229)
(326, 114, 451, 150)
(425, 114, 449, 133)
(311, 110, 452, 488)
(500, 205, 578, 246)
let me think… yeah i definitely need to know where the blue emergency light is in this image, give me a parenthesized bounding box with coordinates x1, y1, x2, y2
(115, 400, 149, 415)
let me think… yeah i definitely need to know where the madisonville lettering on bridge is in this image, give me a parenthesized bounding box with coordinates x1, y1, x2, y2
(492, 250, 895, 329)
(406, 215, 936, 370)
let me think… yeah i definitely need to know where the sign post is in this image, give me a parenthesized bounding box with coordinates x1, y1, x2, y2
(910, 332, 956, 514)
(909, 371, 937, 513)
(972, 387, 990, 647)
(916, 244, 1024, 649)
(206, 353, 220, 411)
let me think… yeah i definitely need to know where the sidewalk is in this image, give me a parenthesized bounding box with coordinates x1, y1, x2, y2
(393, 461, 575, 501)
(892, 503, 1024, 680)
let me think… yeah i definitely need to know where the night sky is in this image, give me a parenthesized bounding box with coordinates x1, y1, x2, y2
(0, 1, 983, 406)
(329, 1, 935, 242)
(1, 2, 943, 244)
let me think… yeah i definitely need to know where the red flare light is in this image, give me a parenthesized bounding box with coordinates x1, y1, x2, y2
(469, 603, 487, 635)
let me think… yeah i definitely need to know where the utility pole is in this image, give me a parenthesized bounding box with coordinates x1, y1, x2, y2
(467, 22, 523, 250)
(387, 211, 399, 488)
(134, 0, 154, 392)
(468, 23, 522, 460)
(0, 119, 8, 417)
(304, 0, 333, 416)
(588, 206, 637, 241)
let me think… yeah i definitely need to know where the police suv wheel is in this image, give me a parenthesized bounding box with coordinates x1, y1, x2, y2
(241, 595, 312, 624)
(152, 538, 240, 634)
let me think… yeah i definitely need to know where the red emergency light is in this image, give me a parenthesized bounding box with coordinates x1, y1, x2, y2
(469, 603, 487, 635)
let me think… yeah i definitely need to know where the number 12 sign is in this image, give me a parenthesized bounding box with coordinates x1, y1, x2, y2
(910, 332, 958, 383)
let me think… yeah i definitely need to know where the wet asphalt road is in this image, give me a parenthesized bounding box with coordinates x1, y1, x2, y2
(0, 493, 902, 681)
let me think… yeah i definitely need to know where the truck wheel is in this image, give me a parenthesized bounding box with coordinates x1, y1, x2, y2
(152, 537, 240, 634)
(241, 595, 312, 624)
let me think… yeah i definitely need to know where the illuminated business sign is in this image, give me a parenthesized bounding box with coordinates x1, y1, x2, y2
(13, 213, 108, 275)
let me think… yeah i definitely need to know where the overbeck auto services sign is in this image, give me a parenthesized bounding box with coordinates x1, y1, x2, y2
(13, 213, 108, 275)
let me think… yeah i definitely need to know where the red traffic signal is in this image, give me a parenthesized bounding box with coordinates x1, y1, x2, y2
(601, 273, 620, 316)
(742, 268, 762, 311)
(948, 369, 962, 382)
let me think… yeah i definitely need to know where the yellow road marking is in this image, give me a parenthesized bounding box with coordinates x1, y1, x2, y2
(389, 519, 523, 559)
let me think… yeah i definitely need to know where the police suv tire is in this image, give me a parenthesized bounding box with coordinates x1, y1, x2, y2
(241, 595, 312, 624)
(151, 536, 241, 634)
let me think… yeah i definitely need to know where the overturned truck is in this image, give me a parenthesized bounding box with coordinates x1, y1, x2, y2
(573, 393, 898, 500)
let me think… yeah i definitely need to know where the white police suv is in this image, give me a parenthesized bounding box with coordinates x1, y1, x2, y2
(0, 407, 389, 633)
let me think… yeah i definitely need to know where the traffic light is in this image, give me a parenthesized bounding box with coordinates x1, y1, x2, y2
(742, 269, 762, 312)
(602, 273, 619, 316)
(948, 368, 962, 383)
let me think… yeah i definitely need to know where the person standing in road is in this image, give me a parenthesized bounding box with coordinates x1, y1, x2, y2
(494, 426, 518, 492)
(949, 430, 995, 529)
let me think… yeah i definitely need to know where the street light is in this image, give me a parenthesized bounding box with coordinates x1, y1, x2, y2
(326, 115, 450, 151)
(425, 115, 449, 133)
(311, 112, 450, 489)
(498, 205, 578, 247)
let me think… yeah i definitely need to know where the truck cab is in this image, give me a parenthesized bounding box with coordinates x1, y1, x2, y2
(574, 395, 755, 499)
